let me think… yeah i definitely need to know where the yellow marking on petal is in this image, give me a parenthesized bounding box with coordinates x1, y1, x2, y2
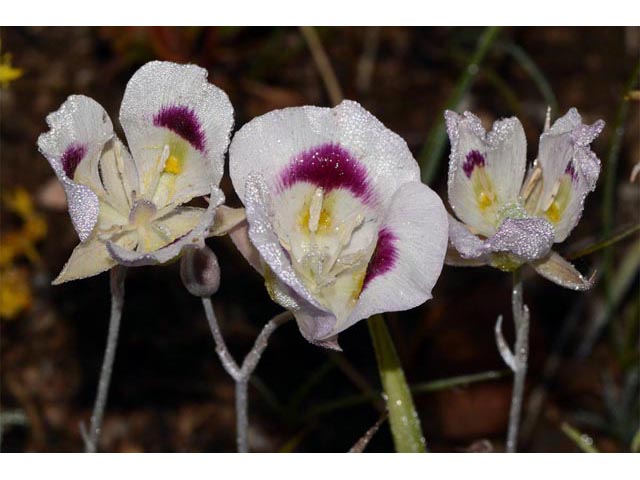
(545, 201, 561, 223)
(477, 191, 492, 210)
(470, 168, 497, 218)
(318, 207, 332, 231)
(163, 155, 182, 175)
(350, 268, 367, 302)
(544, 177, 572, 224)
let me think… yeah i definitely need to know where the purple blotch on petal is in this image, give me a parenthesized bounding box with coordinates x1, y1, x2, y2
(153, 105, 206, 152)
(362, 228, 398, 289)
(462, 150, 485, 178)
(565, 160, 578, 182)
(61, 143, 87, 178)
(279, 143, 374, 203)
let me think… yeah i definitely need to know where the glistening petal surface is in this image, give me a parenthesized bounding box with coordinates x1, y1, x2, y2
(120, 61, 233, 207)
(37, 95, 114, 241)
(445, 110, 527, 237)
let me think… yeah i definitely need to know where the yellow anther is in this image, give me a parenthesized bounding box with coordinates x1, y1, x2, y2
(163, 155, 182, 175)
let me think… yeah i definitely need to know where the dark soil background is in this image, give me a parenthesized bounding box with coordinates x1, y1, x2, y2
(1, 26, 638, 452)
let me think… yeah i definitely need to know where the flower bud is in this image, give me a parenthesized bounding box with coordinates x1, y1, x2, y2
(180, 246, 221, 297)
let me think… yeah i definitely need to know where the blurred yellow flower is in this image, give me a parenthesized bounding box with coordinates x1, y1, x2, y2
(0, 267, 32, 319)
(0, 40, 23, 88)
(0, 188, 47, 319)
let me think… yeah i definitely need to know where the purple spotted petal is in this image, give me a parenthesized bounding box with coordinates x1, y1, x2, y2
(363, 228, 398, 289)
(153, 105, 206, 152)
(60, 143, 88, 178)
(536, 108, 605, 242)
(278, 143, 376, 204)
(462, 150, 485, 178)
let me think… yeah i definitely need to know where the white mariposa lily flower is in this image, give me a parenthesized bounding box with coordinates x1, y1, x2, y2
(444, 108, 604, 290)
(228, 100, 448, 349)
(38, 61, 234, 284)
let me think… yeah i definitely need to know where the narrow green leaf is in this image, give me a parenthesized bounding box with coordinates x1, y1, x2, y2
(602, 59, 640, 296)
(495, 41, 559, 115)
(567, 223, 640, 260)
(419, 26, 502, 185)
(561, 422, 600, 453)
(631, 428, 640, 453)
(367, 314, 426, 453)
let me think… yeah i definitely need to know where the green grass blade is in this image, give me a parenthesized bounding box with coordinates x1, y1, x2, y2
(367, 314, 426, 452)
(419, 26, 502, 185)
(496, 41, 559, 115)
(602, 59, 640, 296)
(561, 422, 600, 453)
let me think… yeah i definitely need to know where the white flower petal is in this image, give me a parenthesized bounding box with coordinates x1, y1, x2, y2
(262, 267, 340, 349)
(228, 219, 264, 274)
(447, 213, 492, 260)
(445, 110, 527, 236)
(154, 206, 204, 241)
(209, 205, 247, 237)
(38, 95, 113, 192)
(532, 250, 595, 291)
(344, 181, 448, 333)
(243, 173, 326, 310)
(534, 108, 604, 242)
(120, 61, 233, 206)
(445, 245, 489, 267)
(230, 100, 420, 207)
(38, 95, 114, 241)
(52, 231, 137, 285)
(106, 186, 224, 266)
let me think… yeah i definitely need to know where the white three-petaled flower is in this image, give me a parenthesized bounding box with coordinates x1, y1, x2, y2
(445, 108, 604, 290)
(38, 61, 234, 284)
(228, 100, 448, 349)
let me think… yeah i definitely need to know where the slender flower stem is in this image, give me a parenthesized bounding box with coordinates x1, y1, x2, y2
(201, 298, 291, 452)
(201, 297, 240, 380)
(83, 266, 127, 453)
(505, 268, 530, 453)
(235, 379, 249, 452)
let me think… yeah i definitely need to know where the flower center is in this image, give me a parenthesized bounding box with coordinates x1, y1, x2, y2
(273, 183, 378, 320)
(129, 199, 157, 226)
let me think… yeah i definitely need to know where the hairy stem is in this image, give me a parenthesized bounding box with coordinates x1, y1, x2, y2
(506, 268, 529, 453)
(84, 266, 126, 453)
(201, 298, 292, 452)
